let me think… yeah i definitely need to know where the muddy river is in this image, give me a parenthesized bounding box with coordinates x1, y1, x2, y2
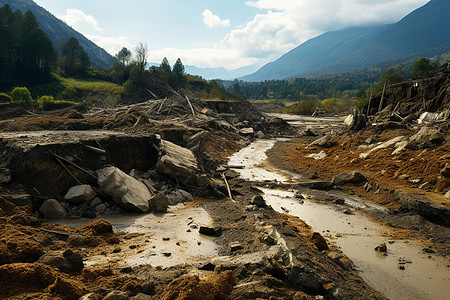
(228, 136, 450, 300)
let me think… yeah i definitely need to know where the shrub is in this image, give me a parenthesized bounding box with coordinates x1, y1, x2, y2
(37, 95, 77, 111)
(37, 95, 54, 110)
(0, 93, 12, 103)
(11, 87, 33, 106)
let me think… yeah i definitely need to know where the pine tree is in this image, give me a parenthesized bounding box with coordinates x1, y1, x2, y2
(170, 58, 186, 89)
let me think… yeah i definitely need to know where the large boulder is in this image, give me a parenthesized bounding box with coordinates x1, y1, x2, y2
(64, 185, 96, 204)
(156, 140, 199, 185)
(97, 166, 151, 212)
(39, 199, 67, 219)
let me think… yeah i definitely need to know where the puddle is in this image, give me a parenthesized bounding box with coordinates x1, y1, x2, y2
(47, 204, 218, 268)
(229, 139, 450, 300)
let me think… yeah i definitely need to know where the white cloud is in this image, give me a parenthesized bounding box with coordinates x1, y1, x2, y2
(148, 0, 429, 70)
(218, 0, 429, 61)
(86, 35, 133, 55)
(59, 9, 103, 31)
(202, 9, 230, 28)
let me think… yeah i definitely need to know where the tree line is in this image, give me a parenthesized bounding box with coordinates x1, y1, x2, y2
(0, 4, 93, 90)
(225, 76, 376, 102)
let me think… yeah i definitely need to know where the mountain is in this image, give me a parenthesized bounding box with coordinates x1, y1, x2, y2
(0, 0, 114, 70)
(185, 64, 260, 80)
(242, 0, 450, 81)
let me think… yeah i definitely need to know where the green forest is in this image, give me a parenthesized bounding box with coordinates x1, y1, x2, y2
(0, 4, 236, 111)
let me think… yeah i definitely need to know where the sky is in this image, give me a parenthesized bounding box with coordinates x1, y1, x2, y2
(33, 0, 430, 70)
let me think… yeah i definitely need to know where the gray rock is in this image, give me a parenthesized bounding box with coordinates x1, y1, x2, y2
(103, 290, 129, 300)
(150, 192, 168, 212)
(445, 190, 450, 199)
(39, 199, 66, 219)
(64, 185, 96, 204)
(212, 245, 285, 269)
(296, 181, 333, 190)
(307, 135, 334, 148)
(97, 166, 151, 212)
(95, 203, 107, 215)
(332, 172, 367, 186)
(90, 197, 102, 207)
(199, 226, 222, 237)
(288, 263, 326, 294)
(166, 189, 193, 205)
(37, 252, 73, 273)
(398, 192, 450, 227)
(251, 195, 266, 207)
(0, 167, 11, 183)
(79, 293, 100, 300)
(239, 127, 254, 136)
(156, 140, 199, 185)
(131, 293, 152, 300)
(294, 191, 305, 199)
(230, 242, 244, 251)
(255, 131, 265, 138)
(407, 127, 444, 149)
(63, 250, 84, 273)
(375, 242, 387, 252)
(186, 131, 208, 149)
(365, 137, 377, 144)
(359, 136, 406, 159)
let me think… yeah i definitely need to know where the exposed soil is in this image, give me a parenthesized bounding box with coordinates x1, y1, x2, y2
(0, 82, 448, 299)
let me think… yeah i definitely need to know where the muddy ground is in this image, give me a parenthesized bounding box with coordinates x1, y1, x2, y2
(266, 118, 450, 257)
(0, 96, 386, 300)
(0, 89, 448, 299)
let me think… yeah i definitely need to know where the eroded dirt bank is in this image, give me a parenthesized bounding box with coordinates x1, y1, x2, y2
(1, 81, 449, 299)
(0, 95, 383, 299)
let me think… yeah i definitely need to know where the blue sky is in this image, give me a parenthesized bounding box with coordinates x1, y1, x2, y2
(33, 0, 429, 70)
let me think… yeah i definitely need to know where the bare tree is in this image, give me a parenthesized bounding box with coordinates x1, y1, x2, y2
(135, 42, 148, 73)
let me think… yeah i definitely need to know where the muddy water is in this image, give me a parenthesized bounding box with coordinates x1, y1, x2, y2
(228, 139, 450, 300)
(47, 204, 218, 268)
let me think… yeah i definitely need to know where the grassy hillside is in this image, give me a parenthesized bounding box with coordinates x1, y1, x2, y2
(26, 75, 123, 108)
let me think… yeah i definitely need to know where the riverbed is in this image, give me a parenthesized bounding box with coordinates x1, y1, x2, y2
(228, 138, 450, 300)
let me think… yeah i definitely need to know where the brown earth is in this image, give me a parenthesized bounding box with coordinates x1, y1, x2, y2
(266, 124, 450, 255)
(0, 98, 386, 299)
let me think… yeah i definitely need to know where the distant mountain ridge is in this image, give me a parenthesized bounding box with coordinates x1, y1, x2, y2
(242, 0, 450, 81)
(184, 64, 260, 80)
(0, 0, 114, 70)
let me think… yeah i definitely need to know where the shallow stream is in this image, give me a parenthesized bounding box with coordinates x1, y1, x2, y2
(228, 138, 450, 300)
(47, 204, 218, 269)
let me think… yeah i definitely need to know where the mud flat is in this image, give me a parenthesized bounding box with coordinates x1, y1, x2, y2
(46, 203, 218, 269)
(229, 138, 450, 300)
